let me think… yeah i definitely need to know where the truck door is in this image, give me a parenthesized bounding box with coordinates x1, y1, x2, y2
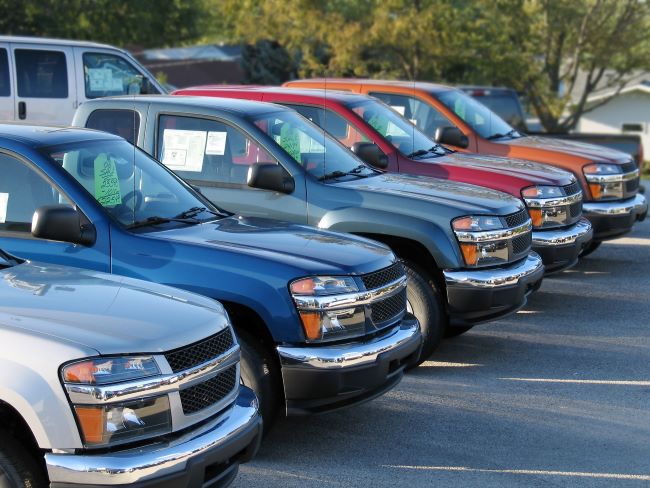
(0, 44, 13, 121)
(11, 44, 77, 124)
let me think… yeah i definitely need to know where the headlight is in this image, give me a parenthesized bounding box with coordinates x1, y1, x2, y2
(521, 185, 582, 228)
(61, 356, 172, 447)
(290, 276, 366, 342)
(452, 215, 518, 267)
(583, 164, 623, 200)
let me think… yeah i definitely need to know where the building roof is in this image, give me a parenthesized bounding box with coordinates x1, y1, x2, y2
(141, 44, 242, 62)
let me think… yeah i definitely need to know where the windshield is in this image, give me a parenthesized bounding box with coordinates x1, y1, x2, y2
(249, 110, 376, 180)
(44, 139, 220, 228)
(347, 99, 445, 158)
(436, 89, 520, 139)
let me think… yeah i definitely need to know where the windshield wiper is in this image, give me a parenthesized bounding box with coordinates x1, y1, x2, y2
(174, 206, 226, 220)
(487, 129, 520, 140)
(126, 215, 200, 230)
(0, 249, 20, 267)
(318, 164, 370, 181)
(408, 145, 448, 159)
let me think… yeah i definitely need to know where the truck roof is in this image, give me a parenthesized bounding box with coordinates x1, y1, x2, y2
(0, 124, 121, 148)
(178, 86, 371, 104)
(285, 78, 455, 94)
(0, 35, 127, 52)
(86, 95, 286, 117)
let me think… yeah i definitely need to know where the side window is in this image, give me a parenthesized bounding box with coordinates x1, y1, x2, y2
(85, 109, 140, 145)
(369, 92, 451, 137)
(157, 114, 277, 186)
(283, 103, 369, 148)
(0, 153, 71, 233)
(83, 52, 157, 99)
(15, 49, 68, 98)
(0, 48, 10, 97)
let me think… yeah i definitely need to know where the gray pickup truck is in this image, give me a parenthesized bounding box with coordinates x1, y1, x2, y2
(0, 249, 261, 488)
(74, 96, 545, 360)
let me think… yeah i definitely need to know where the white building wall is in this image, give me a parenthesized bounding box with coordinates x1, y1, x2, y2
(578, 92, 650, 161)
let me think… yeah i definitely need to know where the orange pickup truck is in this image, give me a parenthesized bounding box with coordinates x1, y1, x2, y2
(285, 79, 648, 254)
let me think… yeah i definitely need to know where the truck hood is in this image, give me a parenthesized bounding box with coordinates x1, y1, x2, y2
(0, 262, 229, 355)
(434, 152, 575, 186)
(336, 173, 524, 216)
(503, 136, 633, 164)
(147, 215, 395, 275)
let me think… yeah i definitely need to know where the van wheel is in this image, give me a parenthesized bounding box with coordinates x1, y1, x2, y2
(238, 333, 280, 435)
(579, 241, 601, 257)
(401, 259, 446, 367)
(0, 431, 46, 488)
(444, 325, 473, 338)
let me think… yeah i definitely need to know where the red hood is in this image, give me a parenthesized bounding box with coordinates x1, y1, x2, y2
(503, 136, 633, 165)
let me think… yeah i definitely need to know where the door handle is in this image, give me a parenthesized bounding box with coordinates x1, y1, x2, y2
(18, 101, 26, 120)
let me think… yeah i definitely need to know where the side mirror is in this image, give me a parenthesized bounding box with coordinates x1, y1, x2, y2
(32, 205, 96, 246)
(435, 126, 469, 149)
(351, 142, 389, 169)
(247, 163, 295, 193)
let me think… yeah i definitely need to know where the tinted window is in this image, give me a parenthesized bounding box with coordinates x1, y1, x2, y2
(157, 114, 277, 186)
(86, 109, 140, 145)
(471, 93, 526, 132)
(369, 92, 452, 138)
(282, 103, 369, 147)
(0, 153, 71, 232)
(15, 49, 68, 98)
(83, 52, 157, 98)
(0, 49, 9, 97)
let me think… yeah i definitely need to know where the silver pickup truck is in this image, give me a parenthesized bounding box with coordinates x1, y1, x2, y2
(0, 249, 261, 488)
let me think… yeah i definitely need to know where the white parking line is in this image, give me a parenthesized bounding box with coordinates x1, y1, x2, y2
(383, 465, 650, 480)
(500, 378, 650, 386)
(422, 361, 482, 368)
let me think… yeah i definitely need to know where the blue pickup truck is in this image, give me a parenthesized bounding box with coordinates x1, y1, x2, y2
(0, 124, 422, 429)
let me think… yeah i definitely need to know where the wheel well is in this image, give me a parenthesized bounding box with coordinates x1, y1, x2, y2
(0, 401, 46, 473)
(356, 233, 445, 288)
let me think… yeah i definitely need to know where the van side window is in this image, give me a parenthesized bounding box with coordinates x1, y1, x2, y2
(83, 53, 157, 98)
(86, 109, 141, 145)
(0, 153, 71, 233)
(369, 92, 451, 137)
(15, 49, 68, 98)
(157, 114, 278, 187)
(0, 49, 9, 97)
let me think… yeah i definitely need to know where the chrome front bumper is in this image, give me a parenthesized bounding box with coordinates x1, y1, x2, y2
(443, 252, 544, 289)
(46, 387, 261, 487)
(583, 193, 648, 218)
(532, 218, 593, 247)
(277, 319, 421, 369)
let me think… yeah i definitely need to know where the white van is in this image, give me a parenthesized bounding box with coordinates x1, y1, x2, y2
(0, 36, 165, 125)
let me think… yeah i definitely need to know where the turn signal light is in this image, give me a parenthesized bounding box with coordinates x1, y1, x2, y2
(460, 243, 478, 266)
(528, 209, 543, 227)
(589, 183, 602, 200)
(299, 311, 322, 340)
(74, 406, 106, 444)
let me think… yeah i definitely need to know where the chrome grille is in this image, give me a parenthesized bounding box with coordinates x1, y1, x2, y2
(569, 200, 582, 218)
(371, 289, 406, 324)
(563, 181, 581, 196)
(165, 328, 235, 373)
(504, 209, 529, 228)
(512, 233, 532, 255)
(361, 263, 404, 290)
(179, 364, 237, 415)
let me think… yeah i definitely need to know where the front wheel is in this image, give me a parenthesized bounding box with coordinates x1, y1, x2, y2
(0, 430, 46, 488)
(238, 333, 281, 435)
(401, 259, 446, 366)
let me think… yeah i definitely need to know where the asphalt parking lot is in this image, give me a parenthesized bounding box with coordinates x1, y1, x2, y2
(234, 191, 650, 487)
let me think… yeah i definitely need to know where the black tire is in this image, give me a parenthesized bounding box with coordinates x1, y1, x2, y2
(579, 241, 602, 257)
(444, 325, 473, 338)
(401, 259, 446, 366)
(0, 431, 46, 488)
(238, 332, 280, 435)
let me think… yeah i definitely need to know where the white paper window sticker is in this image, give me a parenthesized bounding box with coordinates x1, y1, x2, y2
(0, 193, 7, 224)
(88, 68, 115, 92)
(391, 105, 406, 116)
(206, 131, 228, 155)
(161, 129, 207, 172)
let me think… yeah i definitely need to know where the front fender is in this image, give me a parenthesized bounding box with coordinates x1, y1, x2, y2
(318, 207, 462, 269)
(0, 359, 82, 449)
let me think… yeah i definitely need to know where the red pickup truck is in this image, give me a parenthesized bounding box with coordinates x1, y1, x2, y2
(175, 86, 593, 273)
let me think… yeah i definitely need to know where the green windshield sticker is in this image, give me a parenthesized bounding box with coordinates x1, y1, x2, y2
(94, 153, 122, 206)
(279, 124, 302, 163)
(367, 114, 389, 136)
